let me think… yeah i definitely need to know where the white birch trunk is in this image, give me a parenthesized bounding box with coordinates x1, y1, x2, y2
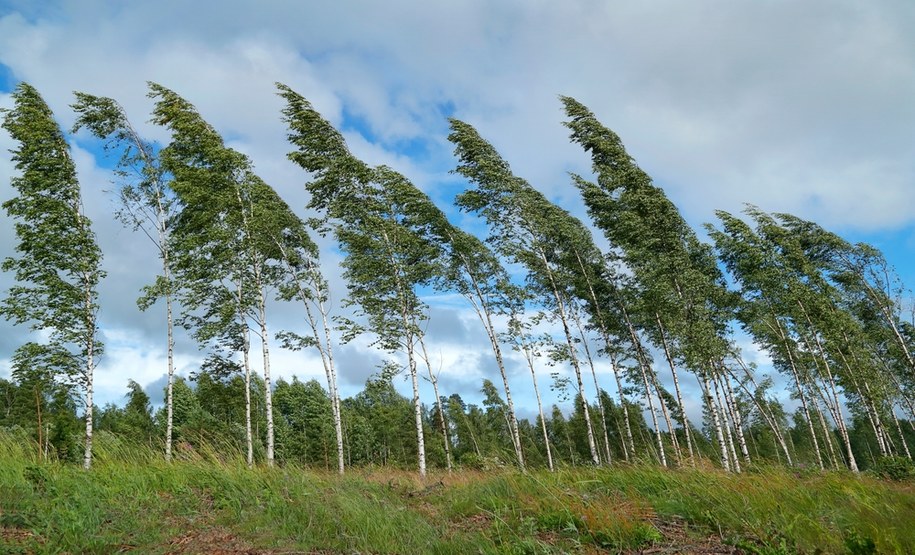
(891, 404, 912, 459)
(258, 288, 275, 467)
(640, 365, 668, 467)
(656, 314, 694, 461)
(276, 245, 345, 474)
(235, 279, 253, 468)
(518, 330, 554, 471)
(797, 302, 859, 472)
(572, 250, 635, 461)
(771, 315, 823, 468)
(713, 376, 741, 472)
(83, 355, 94, 471)
(607, 350, 634, 462)
(721, 371, 751, 466)
(703, 373, 730, 471)
(417, 334, 452, 472)
(242, 327, 253, 468)
(814, 397, 840, 470)
(82, 266, 98, 470)
(536, 247, 599, 465)
(852, 268, 915, 382)
(837, 339, 889, 456)
(574, 313, 612, 464)
(619, 306, 667, 465)
(455, 252, 525, 469)
(408, 339, 427, 477)
(317, 296, 346, 475)
(165, 287, 175, 463)
(726, 359, 792, 465)
(650, 372, 680, 465)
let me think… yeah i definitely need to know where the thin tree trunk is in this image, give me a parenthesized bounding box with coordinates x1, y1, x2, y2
(703, 372, 731, 471)
(378, 225, 426, 477)
(417, 333, 452, 472)
(571, 249, 635, 460)
(720, 370, 751, 466)
(106, 110, 176, 464)
(34, 386, 43, 462)
(836, 336, 889, 456)
(83, 364, 94, 470)
(406, 338, 426, 477)
(713, 375, 740, 473)
(797, 301, 858, 472)
(82, 271, 97, 471)
(154, 188, 175, 464)
(857, 377, 888, 457)
(240, 311, 254, 468)
(651, 372, 682, 466)
(813, 398, 840, 470)
(275, 245, 345, 474)
(317, 293, 346, 475)
(573, 311, 612, 464)
(622, 306, 667, 466)
(235, 186, 258, 467)
(771, 315, 823, 469)
(860, 371, 891, 456)
(811, 378, 847, 467)
(518, 328, 554, 471)
(164, 287, 175, 463)
(887, 371, 915, 432)
(656, 314, 694, 461)
(257, 286, 275, 467)
(454, 244, 525, 470)
(535, 247, 599, 465)
(638, 364, 668, 467)
(891, 403, 912, 459)
(852, 265, 915, 382)
(607, 350, 634, 462)
(725, 359, 792, 465)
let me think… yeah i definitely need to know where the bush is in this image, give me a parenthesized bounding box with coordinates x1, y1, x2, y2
(868, 455, 915, 481)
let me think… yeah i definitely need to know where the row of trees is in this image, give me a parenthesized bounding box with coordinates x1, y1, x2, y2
(1, 82, 914, 475)
(4, 368, 911, 471)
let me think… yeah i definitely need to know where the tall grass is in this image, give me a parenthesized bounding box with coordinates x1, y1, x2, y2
(1, 431, 913, 554)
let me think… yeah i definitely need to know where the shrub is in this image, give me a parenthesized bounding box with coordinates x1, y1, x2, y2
(868, 455, 915, 481)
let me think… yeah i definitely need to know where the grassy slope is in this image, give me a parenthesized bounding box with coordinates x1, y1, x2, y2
(1, 434, 914, 554)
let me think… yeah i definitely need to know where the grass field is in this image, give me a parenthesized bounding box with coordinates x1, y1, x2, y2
(2, 432, 914, 554)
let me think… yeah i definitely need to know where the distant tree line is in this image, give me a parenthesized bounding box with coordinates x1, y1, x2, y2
(1, 82, 914, 474)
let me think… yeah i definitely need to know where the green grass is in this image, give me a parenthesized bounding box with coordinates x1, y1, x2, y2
(1, 432, 913, 554)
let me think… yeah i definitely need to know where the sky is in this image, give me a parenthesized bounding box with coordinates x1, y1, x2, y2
(0, 0, 914, 423)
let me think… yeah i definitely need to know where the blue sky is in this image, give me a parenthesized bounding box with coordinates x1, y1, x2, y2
(1, 0, 914, 423)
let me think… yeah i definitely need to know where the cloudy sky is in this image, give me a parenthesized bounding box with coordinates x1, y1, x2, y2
(0, 0, 914, 421)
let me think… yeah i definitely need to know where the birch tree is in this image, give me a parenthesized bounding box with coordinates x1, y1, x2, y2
(563, 96, 735, 469)
(280, 84, 444, 477)
(273, 217, 347, 474)
(448, 119, 602, 465)
(1, 83, 105, 470)
(150, 83, 288, 467)
(71, 92, 180, 462)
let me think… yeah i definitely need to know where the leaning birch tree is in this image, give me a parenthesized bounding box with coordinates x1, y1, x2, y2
(71, 93, 180, 462)
(280, 83, 444, 477)
(150, 83, 286, 467)
(1, 83, 105, 470)
(448, 119, 601, 465)
(563, 96, 734, 469)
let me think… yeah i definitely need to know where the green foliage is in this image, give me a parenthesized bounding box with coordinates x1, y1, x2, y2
(1, 83, 105, 468)
(868, 455, 915, 481)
